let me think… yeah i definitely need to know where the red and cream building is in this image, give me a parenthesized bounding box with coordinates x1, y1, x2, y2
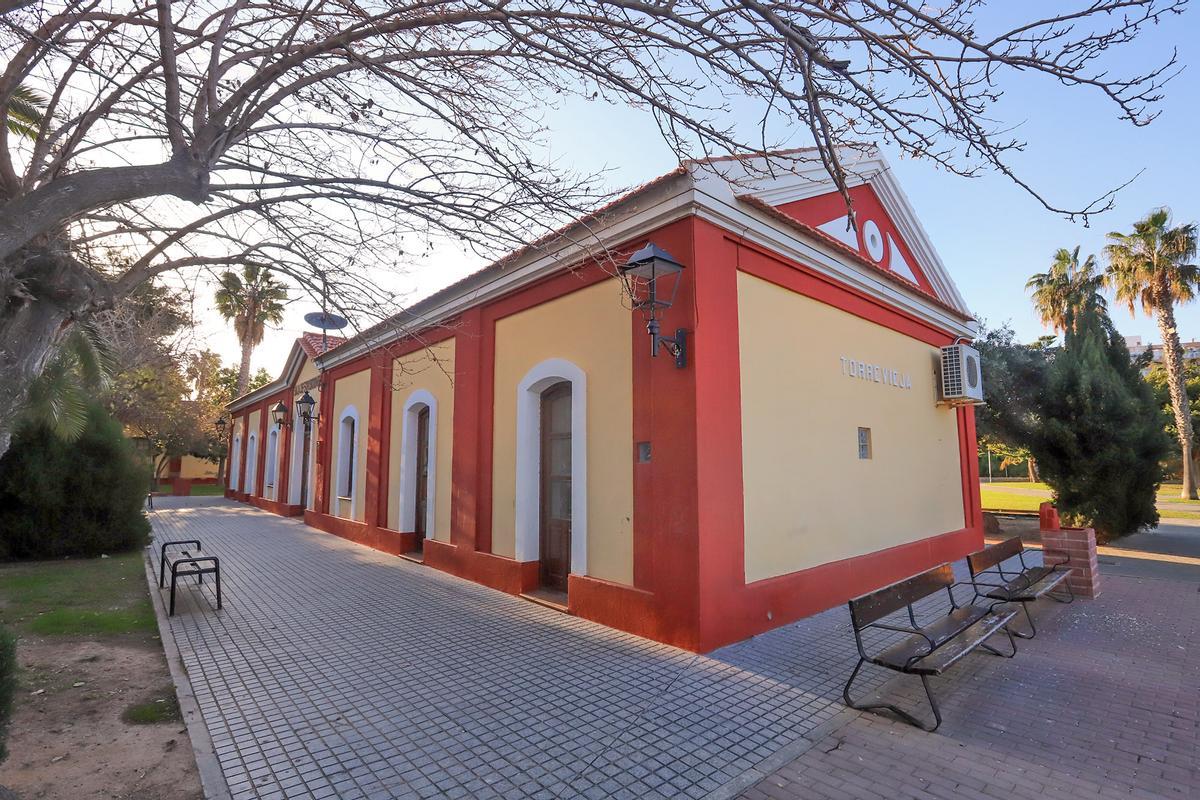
(225, 150, 982, 652)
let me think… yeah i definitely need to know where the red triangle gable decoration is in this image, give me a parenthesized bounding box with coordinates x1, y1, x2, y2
(775, 184, 936, 297)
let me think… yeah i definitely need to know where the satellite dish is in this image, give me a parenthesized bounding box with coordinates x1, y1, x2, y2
(303, 311, 349, 330)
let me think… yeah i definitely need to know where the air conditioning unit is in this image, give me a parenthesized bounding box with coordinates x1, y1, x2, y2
(939, 344, 984, 404)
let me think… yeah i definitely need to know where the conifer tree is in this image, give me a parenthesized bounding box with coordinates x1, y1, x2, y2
(1031, 303, 1168, 540)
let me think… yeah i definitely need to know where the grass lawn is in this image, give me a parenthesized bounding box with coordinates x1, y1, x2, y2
(978, 489, 1044, 513)
(0, 551, 156, 637)
(981, 481, 1049, 491)
(0, 547, 201, 795)
(189, 483, 226, 496)
(981, 480, 1200, 507)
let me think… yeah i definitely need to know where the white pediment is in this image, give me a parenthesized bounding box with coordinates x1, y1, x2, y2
(688, 149, 970, 315)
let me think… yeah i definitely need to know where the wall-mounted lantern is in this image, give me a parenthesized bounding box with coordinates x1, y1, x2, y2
(213, 416, 227, 437)
(296, 391, 318, 431)
(270, 401, 289, 428)
(619, 242, 687, 368)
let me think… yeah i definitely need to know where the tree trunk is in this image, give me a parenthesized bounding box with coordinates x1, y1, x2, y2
(0, 249, 106, 459)
(1155, 299, 1198, 499)
(0, 158, 207, 264)
(1026, 457, 1037, 483)
(236, 337, 253, 396)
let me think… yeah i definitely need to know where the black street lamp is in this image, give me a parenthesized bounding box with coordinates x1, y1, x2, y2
(619, 242, 687, 368)
(214, 416, 227, 437)
(271, 401, 289, 428)
(296, 391, 318, 431)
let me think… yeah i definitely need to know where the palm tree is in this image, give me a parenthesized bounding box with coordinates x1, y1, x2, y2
(6, 84, 46, 140)
(213, 265, 288, 396)
(20, 323, 114, 441)
(1026, 246, 1106, 333)
(1105, 209, 1200, 499)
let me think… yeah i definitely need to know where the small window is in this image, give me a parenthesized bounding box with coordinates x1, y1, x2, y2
(857, 427, 872, 460)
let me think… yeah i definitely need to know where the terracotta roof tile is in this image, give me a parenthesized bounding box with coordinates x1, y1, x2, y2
(297, 332, 347, 359)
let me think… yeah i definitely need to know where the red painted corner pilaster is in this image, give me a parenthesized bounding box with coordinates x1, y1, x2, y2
(314, 374, 334, 515)
(256, 402, 269, 497)
(450, 308, 485, 552)
(375, 360, 394, 530)
(690, 221, 748, 651)
(364, 362, 388, 529)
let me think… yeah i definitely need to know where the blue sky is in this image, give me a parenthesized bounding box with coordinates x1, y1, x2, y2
(218, 3, 1200, 372)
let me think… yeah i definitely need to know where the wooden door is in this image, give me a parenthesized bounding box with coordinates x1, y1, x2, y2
(413, 406, 430, 543)
(539, 383, 572, 592)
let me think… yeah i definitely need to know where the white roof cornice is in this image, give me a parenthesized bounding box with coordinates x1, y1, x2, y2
(226, 341, 309, 412)
(310, 153, 974, 372)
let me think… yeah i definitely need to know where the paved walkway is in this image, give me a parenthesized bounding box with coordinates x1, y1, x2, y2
(148, 498, 902, 800)
(742, 562, 1200, 799)
(149, 498, 1199, 800)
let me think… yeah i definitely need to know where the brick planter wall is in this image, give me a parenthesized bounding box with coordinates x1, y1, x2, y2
(1040, 526, 1101, 599)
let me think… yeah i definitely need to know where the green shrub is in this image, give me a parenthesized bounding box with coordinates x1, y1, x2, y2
(1032, 305, 1169, 540)
(0, 624, 15, 763)
(0, 404, 151, 560)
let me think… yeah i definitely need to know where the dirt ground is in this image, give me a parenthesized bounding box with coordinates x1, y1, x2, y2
(0, 635, 203, 800)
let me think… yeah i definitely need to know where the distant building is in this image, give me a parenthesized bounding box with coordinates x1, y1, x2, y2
(1125, 335, 1200, 366)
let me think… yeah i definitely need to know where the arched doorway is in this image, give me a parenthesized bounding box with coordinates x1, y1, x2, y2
(514, 358, 587, 592)
(230, 436, 242, 491)
(539, 382, 572, 592)
(245, 434, 258, 496)
(412, 405, 431, 546)
(399, 390, 439, 547)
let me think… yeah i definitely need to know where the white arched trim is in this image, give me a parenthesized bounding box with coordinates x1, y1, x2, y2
(265, 424, 281, 499)
(514, 358, 587, 577)
(230, 435, 242, 491)
(288, 418, 304, 504)
(398, 389, 438, 538)
(335, 405, 361, 519)
(245, 433, 259, 497)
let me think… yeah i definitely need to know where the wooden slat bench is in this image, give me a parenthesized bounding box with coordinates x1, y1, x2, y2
(843, 564, 1019, 731)
(968, 537, 1073, 639)
(158, 539, 222, 616)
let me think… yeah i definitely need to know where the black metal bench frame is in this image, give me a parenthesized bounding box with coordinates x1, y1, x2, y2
(843, 563, 1018, 732)
(158, 539, 222, 616)
(967, 537, 1073, 639)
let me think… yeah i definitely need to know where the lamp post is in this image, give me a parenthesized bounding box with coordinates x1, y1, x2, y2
(270, 401, 289, 428)
(618, 242, 687, 368)
(214, 416, 227, 437)
(296, 391, 318, 431)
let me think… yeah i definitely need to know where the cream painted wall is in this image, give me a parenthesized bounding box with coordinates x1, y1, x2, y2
(332, 369, 371, 521)
(491, 279, 634, 585)
(246, 409, 262, 496)
(737, 271, 965, 583)
(179, 455, 218, 479)
(387, 341, 455, 539)
(295, 356, 319, 391)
